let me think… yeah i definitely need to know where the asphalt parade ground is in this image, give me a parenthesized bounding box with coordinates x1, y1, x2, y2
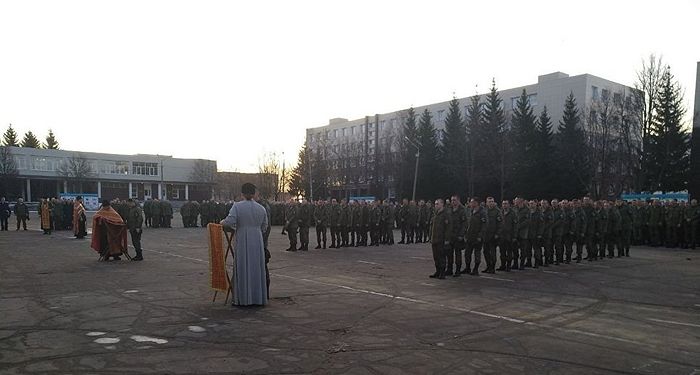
(1, 213, 699, 374)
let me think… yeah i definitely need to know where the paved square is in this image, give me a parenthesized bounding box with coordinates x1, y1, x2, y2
(1, 213, 699, 374)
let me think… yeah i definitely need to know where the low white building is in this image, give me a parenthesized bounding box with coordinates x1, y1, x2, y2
(2, 146, 216, 202)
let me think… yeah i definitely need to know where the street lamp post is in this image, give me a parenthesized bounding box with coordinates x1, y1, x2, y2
(404, 136, 420, 202)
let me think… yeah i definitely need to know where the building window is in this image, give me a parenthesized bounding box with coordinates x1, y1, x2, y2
(342, 128, 347, 136)
(528, 93, 538, 106)
(380, 120, 386, 130)
(132, 162, 159, 176)
(601, 89, 610, 101)
(592, 86, 599, 100)
(613, 93, 622, 105)
(351, 126, 356, 135)
(333, 129, 338, 138)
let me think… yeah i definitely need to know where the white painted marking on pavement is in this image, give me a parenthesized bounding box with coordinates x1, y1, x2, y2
(144, 249, 206, 263)
(410, 257, 431, 260)
(94, 337, 120, 344)
(694, 304, 700, 308)
(479, 275, 515, 282)
(542, 270, 568, 275)
(188, 325, 206, 333)
(357, 260, 381, 265)
(419, 283, 436, 287)
(273, 273, 523, 323)
(86, 332, 106, 337)
(647, 318, 700, 329)
(575, 263, 610, 269)
(130, 335, 168, 344)
(123, 290, 139, 294)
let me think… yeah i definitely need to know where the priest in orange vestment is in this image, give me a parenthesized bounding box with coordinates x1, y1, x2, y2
(91, 200, 128, 261)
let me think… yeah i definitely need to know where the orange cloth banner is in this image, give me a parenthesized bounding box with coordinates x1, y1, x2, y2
(207, 223, 230, 292)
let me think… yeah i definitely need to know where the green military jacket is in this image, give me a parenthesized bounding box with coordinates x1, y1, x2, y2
(484, 206, 503, 240)
(573, 208, 587, 237)
(298, 203, 312, 227)
(500, 207, 517, 241)
(516, 206, 531, 240)
(466, 207, 487, 242)
(430, 207, 452, 244)
(449, 204, 467, 241)
(286, 204, 299, 228)
(127, 205, 144, 231)
(551, 208, 566, 237)
(314, 204, 329, 227)
(328, 203, 341, 226)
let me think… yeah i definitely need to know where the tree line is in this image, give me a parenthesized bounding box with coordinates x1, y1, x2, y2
(2, 124, 59, 149)
(288, 55, 691, 202)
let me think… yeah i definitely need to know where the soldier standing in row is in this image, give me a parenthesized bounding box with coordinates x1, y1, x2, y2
(445, 195, 466, 276)
(298, 199, 311, 251)
(618, 200, 633, 257)
(540, 200, 554, 266)
(464, 198, 486, 276)
(514, 198, 530, 270)
(350, 200, 360, 247)
(429, 198, 451, 279)
(368, 200, 381, 246)
(381, 200, 395, 245)
(127, 199, 144, 261)
(14, 198, 29, 231)
(572, 199, 587, 262)
(527, 200, 543, 268)
(498, 200, 516, 272)
(285, 199, 299, 252)
(328, 199, 340, 248)
(482, 197, 502, 274)
(398, 199, 409, 244)
(314, 199, 328, 249)
(551, 199, 565, 265)
(339, 199, 350, 247)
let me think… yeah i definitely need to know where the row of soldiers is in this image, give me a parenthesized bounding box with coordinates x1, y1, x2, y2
(283, 198, 400, 251)
(180, 200, 232, 228)
(139, 199, 174, 228)
(427, 197, 700, 279)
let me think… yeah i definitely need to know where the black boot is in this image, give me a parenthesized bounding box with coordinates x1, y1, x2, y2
(470, 266, 479, 276)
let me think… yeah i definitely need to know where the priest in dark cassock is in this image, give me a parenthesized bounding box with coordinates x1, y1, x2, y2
(91, 200, 128, 261)
(73, 196, 88, 239)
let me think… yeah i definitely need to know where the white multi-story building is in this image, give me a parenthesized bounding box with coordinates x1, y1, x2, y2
(306, 71, 637, 199)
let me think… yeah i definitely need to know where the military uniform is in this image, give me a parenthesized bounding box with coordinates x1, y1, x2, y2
(665, 202, 682, 248)
(285, 202, 299, 251)
(551, 206, 565, 265)
(13, 201, 29, 230)
(563, 206, 575, 263)
(464, 206, 487, 275)
(648, 202, 663, 246)
(606, 206, 621, 258)
(541, 206, 554, 265)
(618, 202, 633, 256)
(398, 203, 409, 243)
(499, 206, 517, 271)
(350, 203, 361, 246)
(369, 203, 382, 246)
(127, 202, 144, 260)
(417, 203, 429, 243)
(446, 203, 467, 276)
(407, 203, 418, 244)
(298, 202, 312, 251)
(483, 206, 503, 273)
(381, 202, 394, 245)
(596, 207, 609, 259)
(314, 202, 328, 249)
(527, 207, 543, 268)
(583, 203, 598, 260)
(151, 199, 161, 228)
(515, 205, 530, 269)
(429, 205, 452, 279)
(572, 205, 587, 262)
(329, 202, 341, 248)
(339, 202, 350, 247)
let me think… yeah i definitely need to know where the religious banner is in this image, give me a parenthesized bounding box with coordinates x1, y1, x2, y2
(207, 223, 229, 292)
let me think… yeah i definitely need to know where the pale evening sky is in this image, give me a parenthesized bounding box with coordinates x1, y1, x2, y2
(0, 0, 698, 172)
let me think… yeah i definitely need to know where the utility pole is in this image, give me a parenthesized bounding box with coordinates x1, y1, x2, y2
(404, 136, 420, 202)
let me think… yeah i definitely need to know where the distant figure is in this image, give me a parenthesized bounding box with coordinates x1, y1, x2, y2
(126, 199, 144, 261)
(91, 199, 128, 261)
(14, 198, 29, 231)
(0, 197, 10, 231)
(39, 198, 52, 235)
(220, 183, 268, 306)
(73, 197, 87, 239)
